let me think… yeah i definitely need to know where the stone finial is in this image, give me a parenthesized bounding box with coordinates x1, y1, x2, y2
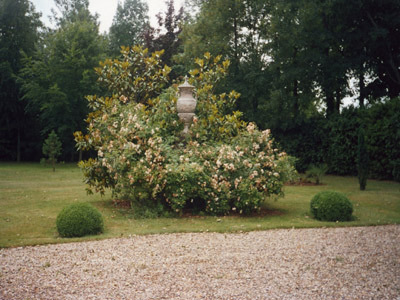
(177, 77, 197, 135)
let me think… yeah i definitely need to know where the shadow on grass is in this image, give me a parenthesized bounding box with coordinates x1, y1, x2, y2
(102, 197, 288, 220)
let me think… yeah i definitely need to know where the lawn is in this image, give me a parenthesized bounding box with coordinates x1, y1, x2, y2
(0, 162, 399, 248)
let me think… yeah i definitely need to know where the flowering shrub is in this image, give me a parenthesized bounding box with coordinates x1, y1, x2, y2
(75, 48, 297, 216)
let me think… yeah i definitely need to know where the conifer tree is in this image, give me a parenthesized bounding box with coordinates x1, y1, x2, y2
(357, 126, 368, 190)
(42, 130, 62, 172)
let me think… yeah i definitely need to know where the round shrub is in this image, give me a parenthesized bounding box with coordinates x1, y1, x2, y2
(310, 191, 353, 222)
(56, 203, 104, 237)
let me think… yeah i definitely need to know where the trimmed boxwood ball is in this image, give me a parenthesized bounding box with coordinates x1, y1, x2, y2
(56, 203, 104, 237)
(310, 191, 353, 222)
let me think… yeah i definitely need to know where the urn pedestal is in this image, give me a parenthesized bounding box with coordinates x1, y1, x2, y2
(177, 77, 197, 135)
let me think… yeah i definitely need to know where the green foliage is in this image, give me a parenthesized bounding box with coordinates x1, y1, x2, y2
(179, 0, 238, 66)
(392, 160, 400, 182)
(310, 191, 353, 222)
(365, 97, 400, 180)
(56, 202, 104, 237)
(179, 0, 272, 120)
(305, 164, 328, 185)
(19, 1, 107, 161)
(330, 0, 400, 99)
(324, 108, 360, 175)
(42, 130, 62, 172)
(108, 0, 149, 57)
(76, 48, 296, 216)
(181, 0, 400, 154)
(53, 0, 94, 25)
(95, 46, 170, 104)
(272, 116, 326, 173)
(0, 0, 42, 161)
(189, 54, 245, 142)
(145, 0, 185, 81)
(265, 0, 400, 118)
(275, 99, 399, 182)
(265, 0, 321, 124)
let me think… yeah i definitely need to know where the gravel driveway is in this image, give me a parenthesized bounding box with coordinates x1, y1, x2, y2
(1, 225, 399, 300)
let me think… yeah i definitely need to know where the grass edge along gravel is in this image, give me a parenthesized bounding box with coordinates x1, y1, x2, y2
(0, 163, 399, 248)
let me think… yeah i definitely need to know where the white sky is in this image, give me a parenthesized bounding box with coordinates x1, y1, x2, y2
(31, 0, 185, 33)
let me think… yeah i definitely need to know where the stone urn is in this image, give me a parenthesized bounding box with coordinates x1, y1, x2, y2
(177, 77, 197, 135)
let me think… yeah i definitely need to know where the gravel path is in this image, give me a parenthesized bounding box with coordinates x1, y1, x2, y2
(1, 225, 399, 300)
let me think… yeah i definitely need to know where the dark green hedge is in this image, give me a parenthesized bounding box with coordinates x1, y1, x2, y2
(366, 98, 400, 180)
(272, 116, 326, 172)
(325, 107, 360, 176)
(273, 97, 400, 181)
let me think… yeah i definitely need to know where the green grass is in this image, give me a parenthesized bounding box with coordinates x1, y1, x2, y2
(0, 163, 399, 248)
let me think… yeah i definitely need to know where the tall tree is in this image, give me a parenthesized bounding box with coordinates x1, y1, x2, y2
(181, 0, 399, 127)
(144, 0, 184, 81)
(51, 0, 96, 25)
(0, 0, 42, 161)
(269, 0, 350, 118)
(179, 0, 243, 67)
(19, 0, 107, 161)
(180, 0, 275, 121)
(329, 0, 400, 103)
(270, 0, 400, 114)
(368, 0, 400, 99)
(263, 0, 316, 130)
(108, 0, 149, 57)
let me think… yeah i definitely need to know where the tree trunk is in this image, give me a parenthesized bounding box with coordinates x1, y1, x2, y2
(335, 89, 341, 113)
(233, 6, 239, 64)
(358, 65, 368, 190)
(292, 47, 299, 119)
(357, 127, 368, 190)
(359, 67, 365, 109)
(232, 13, 240, 77)
(293, 79, 299, 119)
(325, 90, 335, 117)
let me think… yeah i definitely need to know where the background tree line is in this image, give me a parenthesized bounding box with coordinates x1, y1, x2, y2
(0, 0, 183, 162)
(1, 0, 399, 180)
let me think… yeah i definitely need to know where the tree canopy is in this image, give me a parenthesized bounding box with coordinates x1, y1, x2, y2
(1, 0, 399, 182)
(19, 0, 106, 161)
(0, 0, 42, 161)
(108, 0, 149, 57)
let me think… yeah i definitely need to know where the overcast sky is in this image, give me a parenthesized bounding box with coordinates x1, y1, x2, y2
(31, 0, 185, 33)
